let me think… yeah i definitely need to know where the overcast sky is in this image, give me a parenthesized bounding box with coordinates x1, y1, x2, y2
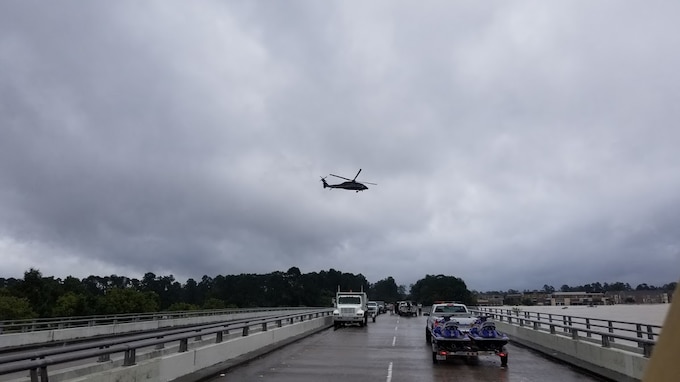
(1, 1, 679, 292)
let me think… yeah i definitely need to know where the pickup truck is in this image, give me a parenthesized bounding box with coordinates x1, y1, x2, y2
(367, 301, 379, 322)
(424, 302, 508, 366)
(397, 301, 418, 316)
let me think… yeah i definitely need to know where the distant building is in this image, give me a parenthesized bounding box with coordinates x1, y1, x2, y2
(475, 294, 503, 306)
(550, 291, 607, 306)
(522, 292, 550, 305)
(504, 293, 523, 306)
(606, 290, 669, 304)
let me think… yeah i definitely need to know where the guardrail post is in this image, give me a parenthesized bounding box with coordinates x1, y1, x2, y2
(646, 325, 654, 340)
(216, 331, 223, 343)
(29, 368, 38, 382)
(242, 326, 249, 336)
(519, 318, 524, 327)
(123, 348, 136, 366)
(533, 321, 538, 330)
(262, 322, 268, 331)
(586, 318, 591, 338)
(277, 319, 282, 327)
(550, 324, 555, 334)
(548, 313, 552, 323)
(179, 339, 188, 352)
(602, 335, 611, 348)
(508, 316, 512, 324)
(608, 321, 615, 342)
(572, 328, 578, 340)
(643, 342, 654, 358)
(155, 336, 165, 349)
(98, 346, 111, 362)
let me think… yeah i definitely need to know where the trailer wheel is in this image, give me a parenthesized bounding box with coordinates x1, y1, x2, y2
(432, 351, 438, 364)
(425, 329, 431, 343)
(500, 354, 508, 367)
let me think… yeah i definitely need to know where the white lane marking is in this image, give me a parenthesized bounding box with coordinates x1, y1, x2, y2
(386, 361, 393, 382)
(392, 336, 396, 346)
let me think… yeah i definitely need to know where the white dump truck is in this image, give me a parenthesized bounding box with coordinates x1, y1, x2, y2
(333, 289, 368, 329)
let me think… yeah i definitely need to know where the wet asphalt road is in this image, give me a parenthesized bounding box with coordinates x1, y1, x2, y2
(210, 312, 606, 382)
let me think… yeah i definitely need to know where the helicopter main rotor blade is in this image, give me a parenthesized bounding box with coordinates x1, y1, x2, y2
(362, 182, 377, 185)
(329, 174, 352, 181)
(353, 168, 362, 181)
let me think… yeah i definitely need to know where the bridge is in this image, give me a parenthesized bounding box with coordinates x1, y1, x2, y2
(0, 307, 658, 382)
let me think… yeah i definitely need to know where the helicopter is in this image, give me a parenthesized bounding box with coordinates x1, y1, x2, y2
(321, 169, 377, 192)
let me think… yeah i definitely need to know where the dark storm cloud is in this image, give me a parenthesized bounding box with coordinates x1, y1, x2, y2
(1, 1, 678, 291)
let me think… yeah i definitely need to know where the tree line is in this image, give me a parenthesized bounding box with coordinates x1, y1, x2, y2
(5, 267, 669, 320)
(480, 281, 677, 295)
(0, 268, 474, 320)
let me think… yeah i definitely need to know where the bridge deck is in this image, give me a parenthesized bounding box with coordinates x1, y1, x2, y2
(213, 312, 607, 382)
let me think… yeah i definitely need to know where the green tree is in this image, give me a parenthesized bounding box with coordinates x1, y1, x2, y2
(12, 268, 63, 317)
(202, 298, 226, 309)
(369, 277, 400, 303)
(0, 292, 37, 320)
(52, 292, 89, 317)
(98, 288, 159, 314)
(166, 302, 199, 311)
(409, 275, 473, 305)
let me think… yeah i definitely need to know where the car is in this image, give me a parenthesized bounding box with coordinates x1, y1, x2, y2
(367, 301, 379, 322)
(375, 300, 386, 314)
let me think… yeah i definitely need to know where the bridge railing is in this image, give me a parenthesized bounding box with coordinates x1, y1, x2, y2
(470, 307, 659, 358)
(0, 307, 312, 334)
(0, 309, 333, 382)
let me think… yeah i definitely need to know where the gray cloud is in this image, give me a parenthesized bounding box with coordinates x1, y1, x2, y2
(1, 1, 679, 291)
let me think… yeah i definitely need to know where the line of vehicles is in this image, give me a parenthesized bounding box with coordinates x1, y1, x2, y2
(332, 291, 509, 367)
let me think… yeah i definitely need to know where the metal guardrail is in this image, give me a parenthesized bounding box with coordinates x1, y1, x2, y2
(0, 307, 311, 335)
(0, 309, 333, 382)
(471, 307, 658, 358)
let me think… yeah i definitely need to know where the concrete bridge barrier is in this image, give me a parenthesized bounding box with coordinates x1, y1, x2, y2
(59, 315, 332, 382)
(1, 310, 291, 349)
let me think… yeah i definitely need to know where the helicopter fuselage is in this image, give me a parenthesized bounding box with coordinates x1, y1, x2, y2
(330, 181, 368, 191)
(321, 178, 368, 191)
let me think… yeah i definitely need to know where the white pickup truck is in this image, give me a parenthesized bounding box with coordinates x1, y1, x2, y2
(424, 302, 508, 366)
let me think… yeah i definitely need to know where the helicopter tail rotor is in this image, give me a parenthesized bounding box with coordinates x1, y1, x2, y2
(320, 176, 329, 188)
